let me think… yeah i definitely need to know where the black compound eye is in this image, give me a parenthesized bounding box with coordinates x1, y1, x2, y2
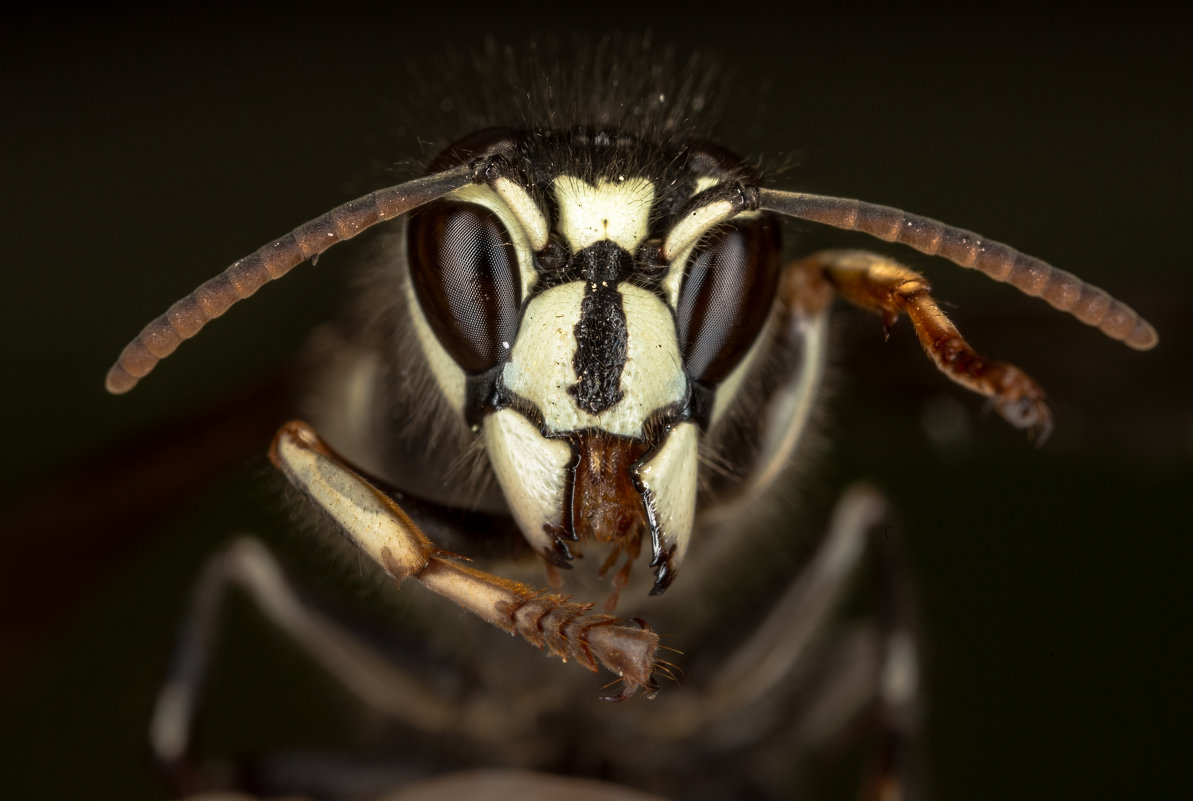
(676, 217, 781, 386)
(408, 201, 522, 373)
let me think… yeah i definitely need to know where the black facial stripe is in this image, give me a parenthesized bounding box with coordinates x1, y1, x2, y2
(569, 283, 627, 414)
(568, 241, 635, 415)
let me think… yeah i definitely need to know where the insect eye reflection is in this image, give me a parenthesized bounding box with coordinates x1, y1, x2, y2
(677, 217, 781, 386)
(408, 200, 522, 373)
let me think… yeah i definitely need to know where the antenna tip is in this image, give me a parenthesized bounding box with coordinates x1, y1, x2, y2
(1126, 319, 1159, 351)
(105, 364, 138, 394)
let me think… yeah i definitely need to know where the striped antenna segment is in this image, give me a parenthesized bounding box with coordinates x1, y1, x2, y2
(106, 163, 477, 394)
(757, 189, 1158, 351)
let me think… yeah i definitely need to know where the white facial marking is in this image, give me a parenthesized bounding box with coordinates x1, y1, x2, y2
(552, 175, 655, 251)
(715, 309, 828, 488)
(662, 176, 723, 305)
(502, 283, 686, 438)
(405, 274, 466, 414)
(483, 408, 573, 555)
(491, 176, 549, 251)
(663, 197, 737, 262)
(637, 422, 700, 568)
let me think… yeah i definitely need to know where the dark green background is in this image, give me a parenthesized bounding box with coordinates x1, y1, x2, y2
(4, 5, 1189, 799)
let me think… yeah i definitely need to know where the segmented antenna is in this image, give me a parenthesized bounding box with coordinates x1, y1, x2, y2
(105, 163, 479, 395)
(756, 189, 1159, 351)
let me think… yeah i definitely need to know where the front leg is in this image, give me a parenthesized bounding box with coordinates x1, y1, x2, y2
(269, 421, 659, 700)
(798, 249, 1053, 439)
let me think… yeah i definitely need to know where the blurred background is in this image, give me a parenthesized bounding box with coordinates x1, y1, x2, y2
(3, 4, 1189, 799)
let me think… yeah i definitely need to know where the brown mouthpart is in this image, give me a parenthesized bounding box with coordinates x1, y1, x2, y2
(566, 431, 651, 611)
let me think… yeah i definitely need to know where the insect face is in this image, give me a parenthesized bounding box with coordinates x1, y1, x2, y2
(403, 128, 783, 600)
(103, 63, 1159, 796)
(106, 116, 1157, 702)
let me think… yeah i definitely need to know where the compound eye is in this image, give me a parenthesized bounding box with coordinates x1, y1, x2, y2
(408, 202, 522, 373)
(676, 217, 781, 386)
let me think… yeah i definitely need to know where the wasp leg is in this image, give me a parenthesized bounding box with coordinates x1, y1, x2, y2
(704, 486, 889, 714)
(647, 486, 923, 798)
(270, 421, 659, 700)
(802, 248, 1052, 439)
(152, 535, 652, 796)
(149, 536, 462, 790)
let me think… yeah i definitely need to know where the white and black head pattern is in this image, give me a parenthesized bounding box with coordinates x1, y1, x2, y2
(405, 127, 782, 594)
(107, 49, 1152, 601)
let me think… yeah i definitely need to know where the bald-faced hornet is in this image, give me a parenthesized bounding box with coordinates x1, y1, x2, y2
(107, 57, 1157, 799)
